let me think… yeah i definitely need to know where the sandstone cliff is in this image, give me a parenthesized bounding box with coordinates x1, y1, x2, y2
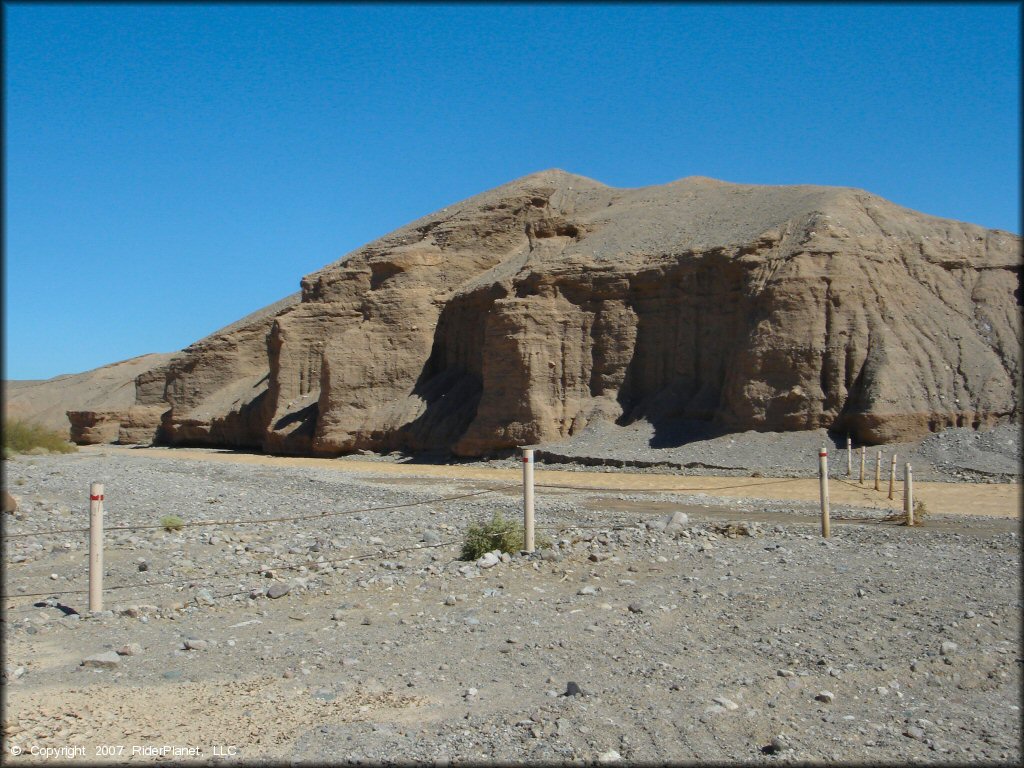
(21, 171, 1024, 454)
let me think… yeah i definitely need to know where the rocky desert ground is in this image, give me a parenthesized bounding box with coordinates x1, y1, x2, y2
(2, 428, 1020, 765)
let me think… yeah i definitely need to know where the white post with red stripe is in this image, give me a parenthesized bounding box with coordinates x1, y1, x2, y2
(819, 446, 830, 538)
(522, 449, 535, 553)
(904, 463, 914, 527)
(89, 482, 104, 611)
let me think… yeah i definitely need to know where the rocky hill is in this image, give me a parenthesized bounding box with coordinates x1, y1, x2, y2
(12, 170, 1022, 455)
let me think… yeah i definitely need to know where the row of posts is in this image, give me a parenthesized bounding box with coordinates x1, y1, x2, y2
(819, 440, 915, 538)
(84, 445, 914, 611)
(845, 435, 899, 497)
(83, 460, 542, 615)
(74, 455, 536, 611)
(524, 445, 916, 546)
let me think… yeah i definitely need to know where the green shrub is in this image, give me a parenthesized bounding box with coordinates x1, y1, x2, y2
(460, 511, 550, 560)
(160, 514, 185, 532)
(3, 420, 77, 455)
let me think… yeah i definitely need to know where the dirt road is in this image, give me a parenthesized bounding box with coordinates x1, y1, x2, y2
(94, 446, 1020, 519)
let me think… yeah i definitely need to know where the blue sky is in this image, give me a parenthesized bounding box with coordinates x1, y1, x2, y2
(4, 3, 1020, 380)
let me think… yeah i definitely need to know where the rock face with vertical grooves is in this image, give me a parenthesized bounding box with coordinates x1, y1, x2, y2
(28, 170, 1024, 453)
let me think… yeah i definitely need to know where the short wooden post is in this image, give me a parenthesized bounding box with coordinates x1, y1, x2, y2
(874, 450, 882, 491)
(522, 449, 535, 553)
(859, 446, 865, 484)
(89, 482, 104, 612)
(888, 453, 897, 500)
(904, 463, 914, 526)
(819, 446, 830, 538)
(846, 435, 852, 476)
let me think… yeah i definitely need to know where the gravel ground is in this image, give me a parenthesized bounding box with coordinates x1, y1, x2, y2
(525, 422, 1022, 483)
(2, 448, 1021, 764)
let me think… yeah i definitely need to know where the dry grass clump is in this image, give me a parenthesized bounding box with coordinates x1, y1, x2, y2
(912, 499, 928, 525)
(3, 419, 77, 457)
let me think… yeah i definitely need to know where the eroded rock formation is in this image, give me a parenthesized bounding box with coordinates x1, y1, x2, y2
(43, 171, 1024, 452)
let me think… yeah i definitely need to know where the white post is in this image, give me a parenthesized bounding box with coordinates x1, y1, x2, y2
(874, 450, 882, 491)
(859, 446, 866, 484)
(846, 435, 852, 476)
(904, 463, 914, 526)
(523, 449, 535, 553)
(89, 482, 104, 612)
(819, 446, 830, 538)
(888, 453, 897, 500)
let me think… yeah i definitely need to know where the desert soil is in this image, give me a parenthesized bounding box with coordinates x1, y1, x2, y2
(2, 444, 1020, 764)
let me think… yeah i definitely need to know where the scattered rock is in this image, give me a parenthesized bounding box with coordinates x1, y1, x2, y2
(477, 552, 500, 569)
(940, 641, 958, 656)
(81, 652, 121, 669)
(421, 529, 442, 546)
(816, 691, 835, 704)
(116, 643, 143, 656)
(267, 583, 291, 599)
(668, 511, 689, 526)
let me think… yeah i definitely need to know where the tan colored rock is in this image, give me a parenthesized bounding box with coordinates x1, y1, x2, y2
(2, 491, 17, 514)
(308, 171, 1019, 452)
(118, 405, 169, 445)
(67, 410, 122, 444)
(67, 404, 167, 445)
(159, 293, 301, 449)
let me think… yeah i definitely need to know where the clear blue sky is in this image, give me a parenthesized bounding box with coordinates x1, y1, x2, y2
(4, 3, 1020, 380)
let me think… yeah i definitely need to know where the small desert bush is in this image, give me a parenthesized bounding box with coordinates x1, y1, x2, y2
(3, 419, 77, 456)
(160, 514, 185, 532)
(460, 511, 550, 560)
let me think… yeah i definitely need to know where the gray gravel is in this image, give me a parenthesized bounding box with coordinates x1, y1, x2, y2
(524, 421, 1022, 482)
(2, 448, 1020, 764)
